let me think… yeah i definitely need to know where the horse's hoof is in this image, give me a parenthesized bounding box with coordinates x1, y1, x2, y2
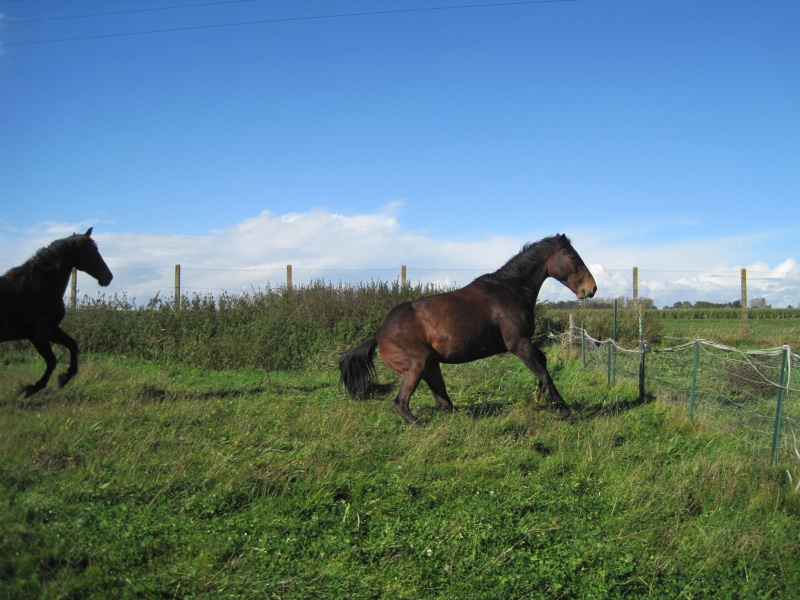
(23, 385, 38, 398)
(58, 374, 72, 387)
(559, 407, 571, 419)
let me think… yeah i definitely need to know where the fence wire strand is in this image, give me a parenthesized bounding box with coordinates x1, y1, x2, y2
(555, 328, 798, 464)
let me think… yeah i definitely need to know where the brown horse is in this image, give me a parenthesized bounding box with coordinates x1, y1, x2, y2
(339, 234, 596, 424)
(0, 228, 113, 396)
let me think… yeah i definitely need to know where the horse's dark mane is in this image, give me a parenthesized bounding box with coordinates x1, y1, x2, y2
(479, 234, 568, 285)
(6, 235, 95, 281)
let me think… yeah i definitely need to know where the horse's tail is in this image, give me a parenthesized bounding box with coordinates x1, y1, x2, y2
(339, 337, 388, 400)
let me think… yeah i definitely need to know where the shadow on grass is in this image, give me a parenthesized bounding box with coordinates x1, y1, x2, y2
(2, 377, 339, 410)
(567, 392, 656, 421)
(458, 401, 512, 419)
(138, 379, 336, 403)
(406, 400, 513, 425)
(336, 390, 658, 428)
(137, 384, 269, 402)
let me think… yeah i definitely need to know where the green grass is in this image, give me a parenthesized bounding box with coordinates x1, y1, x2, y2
(1, 348, 798, 599)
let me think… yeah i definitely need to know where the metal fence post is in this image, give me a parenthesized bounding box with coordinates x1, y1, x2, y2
(638, 304, 645, 402)
(690, 339, 700, 423)
(174, 264, 181, 311)
(580, 321, 585, 368)
(613, 299, 618, 383)
(770, 345, 789, 464)
(70, 268, 77, 309)
(741, 268, 749, 336)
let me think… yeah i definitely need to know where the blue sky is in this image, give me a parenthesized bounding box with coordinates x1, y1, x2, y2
(1, 1, 799, 296)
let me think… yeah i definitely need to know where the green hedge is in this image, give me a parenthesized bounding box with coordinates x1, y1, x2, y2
(61, 283, 421, 371)
(7, 286, 674, 373)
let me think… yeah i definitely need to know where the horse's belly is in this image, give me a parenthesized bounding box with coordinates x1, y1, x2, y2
(430, 327, 507, 363)
(0, 321, 24, 341)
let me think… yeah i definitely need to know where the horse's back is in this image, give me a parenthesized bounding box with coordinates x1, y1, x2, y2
(377, 281, 522, 365)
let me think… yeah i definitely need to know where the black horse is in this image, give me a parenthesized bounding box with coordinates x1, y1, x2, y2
(339, 234, 596, 424)
(0, 228, 113, 396)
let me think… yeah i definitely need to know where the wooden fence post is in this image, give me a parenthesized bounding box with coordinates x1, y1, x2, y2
(70, 268, 77, 309)
(174, 264, 181, 311)
(401, 265, 407, 287)
(286, 265, 292, 290)
(632, 267, 639, 304)
(741, 268, 749, 335)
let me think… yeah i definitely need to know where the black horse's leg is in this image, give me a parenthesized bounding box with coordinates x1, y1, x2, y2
(422, 363, 454, 413)
(51, 327, 79, 387)
(393, 371, 422, 425)
(514, 338, 570, 418)
(26, 338, 58, 397)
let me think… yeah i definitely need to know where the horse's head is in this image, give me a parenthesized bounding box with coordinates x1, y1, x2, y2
(547, 234, 596, 300)
(73, 228, 113, 287)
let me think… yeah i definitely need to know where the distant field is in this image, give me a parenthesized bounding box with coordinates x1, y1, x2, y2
(550, 306, 800, 349)
(656, 317, 800, 348)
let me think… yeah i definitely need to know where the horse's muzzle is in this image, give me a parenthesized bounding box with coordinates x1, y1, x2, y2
(576, 284, 597, 300)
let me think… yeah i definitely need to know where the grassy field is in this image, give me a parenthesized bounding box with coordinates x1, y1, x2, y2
(1, 345, 799, 599)
(656, 317, 800, 348)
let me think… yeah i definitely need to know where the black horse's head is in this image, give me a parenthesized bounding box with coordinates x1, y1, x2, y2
(72, 228, 113, 286)
(546, 234, 596, 300)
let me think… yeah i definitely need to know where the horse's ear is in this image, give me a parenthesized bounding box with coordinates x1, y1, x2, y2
(84, 227, 93, 237)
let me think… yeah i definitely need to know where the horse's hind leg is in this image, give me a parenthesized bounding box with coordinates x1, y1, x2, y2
(26, 338, 57, 397)
(51, 328, 79, 387)
(393, 371, 422, 425)
(422, 363, 454, 413)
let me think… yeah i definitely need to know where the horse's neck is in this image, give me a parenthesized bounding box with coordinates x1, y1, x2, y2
(53, 267, 73, 295)
(30, 261, 73, 296)
(520, 264, 548, 305)
(487, 263, 548, 307)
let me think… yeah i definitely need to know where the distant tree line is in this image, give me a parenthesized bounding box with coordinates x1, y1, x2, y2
(668, 300, 742, 309)
(546, 297, 790, 310)
(544, 297, 655, 310)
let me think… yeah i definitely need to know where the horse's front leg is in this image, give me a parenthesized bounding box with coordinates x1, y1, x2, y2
(531, 344, 549, 398)
(50, 327, 80, 388)
(26, 337, 58, 396)
(422, 363, 455, 413)
(513, 338, 570, 418)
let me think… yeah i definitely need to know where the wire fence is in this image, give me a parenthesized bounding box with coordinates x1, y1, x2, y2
(557, 326, 798, 469)
(70, 265, 800, 309)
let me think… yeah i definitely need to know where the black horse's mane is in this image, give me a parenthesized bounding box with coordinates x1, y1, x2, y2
(6, 234, 94, 280)
(479, 234, 568, 285)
